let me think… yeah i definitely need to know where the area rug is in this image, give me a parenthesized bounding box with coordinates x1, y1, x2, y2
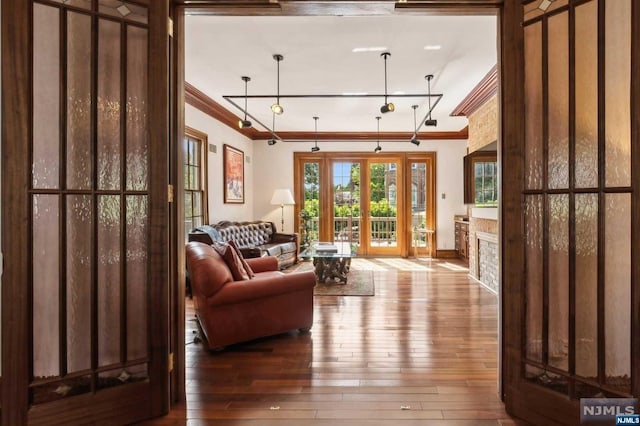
(284, 261, 374, 296)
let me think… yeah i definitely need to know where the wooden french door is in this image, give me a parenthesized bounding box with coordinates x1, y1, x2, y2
(294, 152, 434, 258)
(2, 0, 171, 424)
(503, 0, 639, 424)
(360, 157, 405, 256)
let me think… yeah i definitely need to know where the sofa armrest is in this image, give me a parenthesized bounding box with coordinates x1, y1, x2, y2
(272, 232, 298, 244)
(209, 271, 316, 306)
(245, 256, 278, 273)
(188, 230, 214, 245)
(239, 247, 262, 259)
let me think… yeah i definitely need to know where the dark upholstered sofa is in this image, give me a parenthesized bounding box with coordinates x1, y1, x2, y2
(188, 221, 298, 269)
(185, 242, 315, 350)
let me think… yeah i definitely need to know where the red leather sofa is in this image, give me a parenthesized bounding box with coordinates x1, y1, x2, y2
(185, 242, 315, 350)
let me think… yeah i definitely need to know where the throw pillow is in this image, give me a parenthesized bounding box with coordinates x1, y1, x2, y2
(213, 242, 250, 281)
(227, 240, 255, 278)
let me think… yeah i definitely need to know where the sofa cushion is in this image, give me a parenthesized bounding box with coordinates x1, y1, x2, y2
(228, 240, 255, 278)
(257, 243, 282, 257)
(278, 241, 297, 255)
(213, 242, 251, 281)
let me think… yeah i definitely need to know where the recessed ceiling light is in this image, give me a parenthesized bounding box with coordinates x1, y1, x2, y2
(392, 91, 406, 95)
(352, 47, 388, 53)
(424, 45, 442, 50)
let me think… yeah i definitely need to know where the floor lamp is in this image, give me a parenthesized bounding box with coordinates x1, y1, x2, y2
(270, 189, 295, 232)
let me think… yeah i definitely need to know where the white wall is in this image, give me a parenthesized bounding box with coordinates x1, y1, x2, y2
(185, 104, 255, 223)
(252, 139, 468, 250)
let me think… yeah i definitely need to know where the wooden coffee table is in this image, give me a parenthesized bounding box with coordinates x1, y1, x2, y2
(299, 242, 358, 284)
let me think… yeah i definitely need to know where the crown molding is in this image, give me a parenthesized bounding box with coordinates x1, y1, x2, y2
(252, 128, 468, 141)
(184, 82, 259, 139)
(185, 81, 468, 141)
(450, 64, 498, 117)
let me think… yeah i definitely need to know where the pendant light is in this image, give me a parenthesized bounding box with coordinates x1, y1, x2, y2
(424, 74, 437, 126)
(238, 76, 252, 128)
(267, 112, 277, 145)
(410, 104, 420, 146)
(380, 52, 395, 114)
(311, 116, 320, 152)
(374, 116, 382, 153)
(271, 54, 284, 115)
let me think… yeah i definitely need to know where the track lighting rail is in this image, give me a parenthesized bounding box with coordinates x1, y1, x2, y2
(223, 93, 443, 143)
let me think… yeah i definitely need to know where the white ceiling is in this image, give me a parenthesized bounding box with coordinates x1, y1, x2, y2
(185, 14, 497, 135)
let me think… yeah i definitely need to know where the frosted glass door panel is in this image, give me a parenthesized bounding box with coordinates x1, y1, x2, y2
(33, 4, 60, 190)
(575, 194, 598, 378)
(604, 0, 631, 188)
(525, 195, 543, 362)
(126, 26, 149, 191)
(524, 23, 543, 190)
(547, 13, 569, 190)
(67, 12, 92, 190)
(97, 19, 122, 191)
(574, 2, 598, 188)
(33, 195, 61, 378)
(66, 195, 93, 373)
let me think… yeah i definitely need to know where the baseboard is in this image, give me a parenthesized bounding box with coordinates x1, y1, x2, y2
(435, 249, 458, 258)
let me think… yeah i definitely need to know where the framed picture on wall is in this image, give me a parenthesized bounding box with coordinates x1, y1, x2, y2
(223, 144, 244, 204)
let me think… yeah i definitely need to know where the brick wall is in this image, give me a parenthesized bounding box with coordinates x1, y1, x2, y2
(468, 217, 498, 278)
(468, 95, 498, 153)
(478, 239, 499, 293)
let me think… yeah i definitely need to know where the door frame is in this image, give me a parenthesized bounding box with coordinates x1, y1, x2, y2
(1, 0, 172, 423)
(173, 0, 525, 419)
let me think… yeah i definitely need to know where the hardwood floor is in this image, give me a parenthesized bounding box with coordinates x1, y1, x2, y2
(141, 258, 525, 425)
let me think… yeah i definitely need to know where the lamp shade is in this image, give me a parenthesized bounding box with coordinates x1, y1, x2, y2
(270, 189, 295, 205)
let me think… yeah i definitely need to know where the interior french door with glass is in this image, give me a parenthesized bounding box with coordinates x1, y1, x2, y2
(504, 0, 638, 423)
(2, 0, 170, 423)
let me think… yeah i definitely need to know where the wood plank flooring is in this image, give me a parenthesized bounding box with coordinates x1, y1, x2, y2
(141, 258, 525, 425)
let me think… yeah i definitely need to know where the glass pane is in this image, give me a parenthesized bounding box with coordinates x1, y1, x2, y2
(548, 195, 569, 371)
(193, 191, 202, 218)
(184, 191, 193, 219)
(67, 195, 93, 373)
(126, 26, 148, 191)
(190, 166, 199, 191)
(604, 194, 631, 393)
(97, 19, 121, 190)
(67, 12, 92, 190)
(575, 1, 598, 188)
(525, 195, 543, 362)
(302, 163, 320, 246)
(188, 140, 195, 165)
(575, 193, 598, 378)
(369, 163, 397, 248)
(410, 162, 427, 231)
(33, 195, 60, 379)
(547, 12, 569, 190)
(333, 162, 360, 244)
(98, 195, 121, 366)
(605, 0, 631, 188)
(127, 196, 148, 360)
(524, 22, 543, 190)
(33, 4, 60, 190)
